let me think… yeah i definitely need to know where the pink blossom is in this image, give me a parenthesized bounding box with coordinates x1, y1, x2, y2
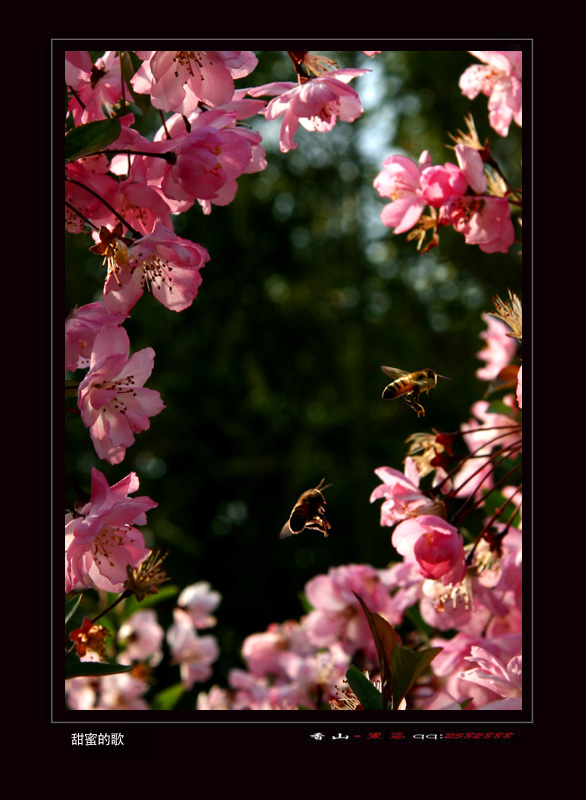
(65, 157, 120, 233)
(177, 581, 222, 629)
(462, 399, 521, 457)
(65, 467, 154, 593)
(227, 638, 344, 709)
(77, 323, 165, 464)
(482, 527, 523, 635)
(419, 525, 522, 638)
(516, 365, 522, 409)
(167, 608, 220, 690)
(430, 631, 521, 709)
(227, 669, 278, 709)
(389, 531, 515, 637)
(374, 151, 432, 233)
(197, 685, 233, 710)
(278, 644, 350, 706)
(66, 51, 124, 124)
(143, 111, 263, 211)
(248, 68, 369, 153)
(413, 521, 466, 583)
(98, 158, 175, 236)
(419, 576, 490, 634)
(65, 302, 128, 372)
(65, 50, 92, 90)
(162, 125, 256, 201)
(382, 558, 425, 624)
(117, 609, 164, 666)
(65, 119, 154, 232)
(109, 111, 158, 150)
(283, 641, 349, 685)
(476, 313, 518, 381)
(301, 563, 397, 660)
(454, 144, 487, 194)
(421, 690, 462, 711)
(476, 696, 523, 711)
(419, 163, 468, 208)
(459, 647, 522, 705)
(370, 458, 445, 527)
(214, 88, 267, 121)
(102, 221, 209, 315)
(451, 399, 520, 500)
(363, 51, 381, 57)
(65, 676, 99, 710)
(459, 51, 522, 137)
(429, 633, 499, 709)
(96, 672, 150, 710)
(393, 515, 465, 584)
(440, 195, 515, 253)
(227, 668, 271, 709)
(132, 50, 258, 114)
(146, 107, 266, 215)
(238, 620, 321, 697)
(194, 127, 267, 214)
(228, 668, 309, 710)
(241, 627, 290, 679)
(451, 456, 494, 501)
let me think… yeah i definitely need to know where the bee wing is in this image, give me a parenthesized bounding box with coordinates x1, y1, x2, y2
(381, 366, 409, 379)
(279, 508, 307, 538)
(279, 522, 298, 539)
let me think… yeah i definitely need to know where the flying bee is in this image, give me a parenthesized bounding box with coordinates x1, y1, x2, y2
(380, 366, 451, 418)
(279, 479, 332, 539)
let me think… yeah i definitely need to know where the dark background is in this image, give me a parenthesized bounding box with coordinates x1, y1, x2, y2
(64, 49, 523, 704)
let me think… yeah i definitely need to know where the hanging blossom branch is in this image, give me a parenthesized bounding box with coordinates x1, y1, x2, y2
(64, 48, 523, 713)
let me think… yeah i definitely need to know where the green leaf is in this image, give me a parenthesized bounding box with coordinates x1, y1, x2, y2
(345, 665, 385, 711)
(297, 591, 313, 614)
(151, 682, 185, 710)
(65, 379, 80, 398)
(404, 604, 434, 639)
(65, 655, 133, 680)
(65, 118, 121, 163)
(352, 592, 401, 711)
(65, 594, 83, 625)
(391, 645, 443, 710)
(484, 399, 519, 419)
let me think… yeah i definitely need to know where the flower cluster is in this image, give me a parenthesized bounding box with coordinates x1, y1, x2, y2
(166, 582, 222, 691)
(248, 67, 369, 153)
(65, 468, 154, 594)
(459, 51, 522, 137)
(197, 565, 397, 710)
(199, 290, 523, 711)
(65, 50, 269, 597)
(368, 295, 522, 708)
(64, 49, 374, 670)
(65, 49, 523, 713)
(374, 137, 519, 254)
(65, 581, 221, 709)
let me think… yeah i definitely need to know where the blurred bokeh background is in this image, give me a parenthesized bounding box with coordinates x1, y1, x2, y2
(64, 49, 522, 700)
